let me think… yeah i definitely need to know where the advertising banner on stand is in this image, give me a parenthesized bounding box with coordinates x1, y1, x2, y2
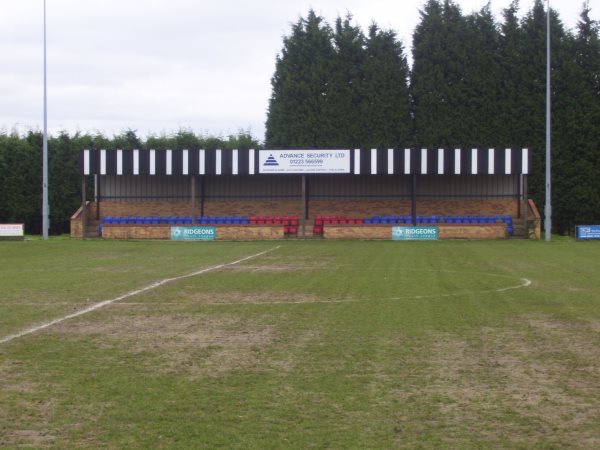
(171, 226, 216, 241)
(259, 150, 350, 174)
(392, 226, 439, 241)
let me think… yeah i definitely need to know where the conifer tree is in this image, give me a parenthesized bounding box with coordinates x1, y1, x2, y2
(461, 3, 502, 146)
(518, 0, 569, 223)
(265, 10, 335, 148)
(552, 3, 600, 232)
(327, 15, 366, 147)
(497, 0, 529, 147)
(411, 0, 470, 146)
(360, 24, 412, 148)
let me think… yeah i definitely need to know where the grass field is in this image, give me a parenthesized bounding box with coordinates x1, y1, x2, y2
(1, 238, 599, 448)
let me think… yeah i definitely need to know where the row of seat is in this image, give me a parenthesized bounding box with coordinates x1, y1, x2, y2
(249, 216, 299, 226)
(103, 216, 251, 225)
(364, 215, 513, 225)
(313, 215, 514, 235)
(101, 215, 299, 235)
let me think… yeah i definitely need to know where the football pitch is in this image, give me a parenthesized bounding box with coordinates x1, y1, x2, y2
(1, 238, 599, 448)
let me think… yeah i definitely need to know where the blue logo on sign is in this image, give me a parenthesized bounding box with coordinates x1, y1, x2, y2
(263, 154, 279, 166)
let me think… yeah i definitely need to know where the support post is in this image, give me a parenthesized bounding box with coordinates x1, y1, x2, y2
(200, 176, 205, 217)
(523, 175, 529, 239)
(81, 175, 87, 238)
(191, 175, 196, 224)
(95, 174, 100, 220)
(411, 174, 417, 226)
(517, 175, 522, 219)
(302, 175, 309, 220)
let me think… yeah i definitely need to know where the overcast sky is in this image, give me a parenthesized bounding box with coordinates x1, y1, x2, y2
(1, 0, 594, 142)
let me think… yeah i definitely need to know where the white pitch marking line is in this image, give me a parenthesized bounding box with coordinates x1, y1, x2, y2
(0, 246, 280, 345)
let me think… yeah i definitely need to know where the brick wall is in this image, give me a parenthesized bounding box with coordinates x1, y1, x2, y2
(70, 202, 98, 238)
(324, 224, 507, 240)
(310, 199, 518, 218)
(91, 198, 519, 221)
(102, 225, 284, 240)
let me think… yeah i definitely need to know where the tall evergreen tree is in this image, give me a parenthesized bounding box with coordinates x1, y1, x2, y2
(326, 14, 365, 147)
(497, 0, 529, 147)
(265, 10, 335, 148)
(461, 3, 502, 146)
(360, 24, 412, 148)
(552, 3, 600, 232)
(411, 0, 470, 146)
(518, 0, 569, 223)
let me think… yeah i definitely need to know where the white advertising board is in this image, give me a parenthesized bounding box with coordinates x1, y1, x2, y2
(0, 224, 24, 237)
(259, 150, 350, 174)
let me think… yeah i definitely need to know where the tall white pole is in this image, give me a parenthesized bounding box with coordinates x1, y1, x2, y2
(42, 0, 49, 239)
(544, 0, 551, 241)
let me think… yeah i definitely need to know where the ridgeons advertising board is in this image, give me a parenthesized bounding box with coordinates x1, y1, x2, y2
(259, 150, 350, 174)
(392, 226, 439, 241)
(170, 226, 216, 241)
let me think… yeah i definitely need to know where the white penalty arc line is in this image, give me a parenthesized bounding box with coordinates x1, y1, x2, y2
(386, 277, 532, 300)
(0, 246, 280, 345)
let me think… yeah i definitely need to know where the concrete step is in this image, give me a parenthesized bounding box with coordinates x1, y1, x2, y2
(85, 221, 101, 238)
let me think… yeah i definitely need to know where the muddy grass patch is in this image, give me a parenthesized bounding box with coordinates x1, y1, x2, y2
(51, 314, 283, 377)
(0, 361, 57, 447)
(409, 315, 600, 447)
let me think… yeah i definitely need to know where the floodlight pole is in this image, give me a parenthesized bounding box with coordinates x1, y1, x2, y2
(544, 0, 552, 241)
(42, 0, 50, 239)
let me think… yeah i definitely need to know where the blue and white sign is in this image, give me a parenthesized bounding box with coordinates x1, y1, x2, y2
(576, 225, 600, 240)
(392, 226, 439, 241)
(259, 150, 350, 174)
(171, 226, 216, 241)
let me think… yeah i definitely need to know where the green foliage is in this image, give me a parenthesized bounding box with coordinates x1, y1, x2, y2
(265, 10, 336, 148)
(0, 130, 260, 235)
(361, 24, 412, 148)
(265, 10, 411, 149)
(410, 0, 600, 233)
